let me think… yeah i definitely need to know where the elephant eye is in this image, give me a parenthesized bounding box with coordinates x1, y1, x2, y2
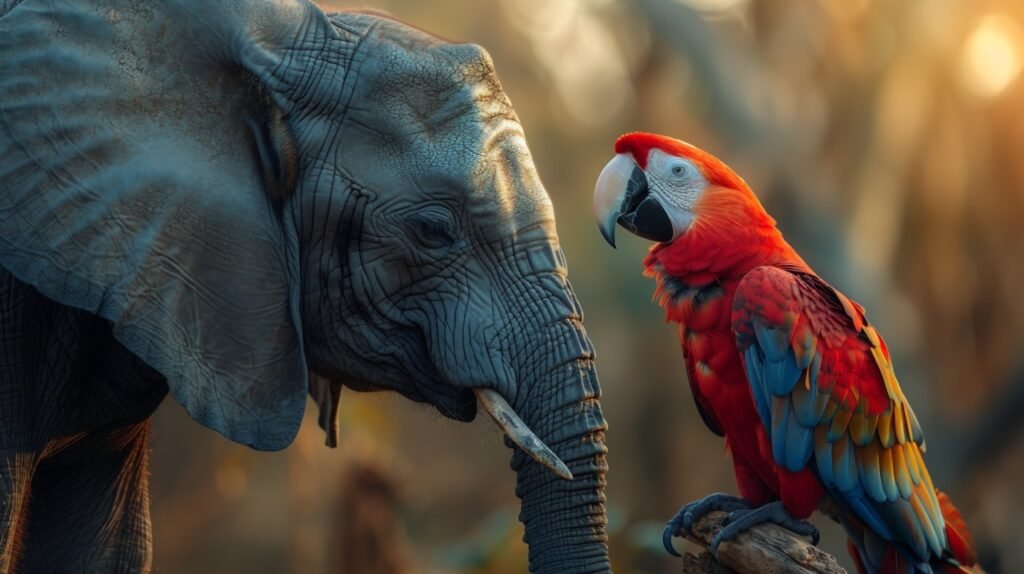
(410, 210, 457, 248)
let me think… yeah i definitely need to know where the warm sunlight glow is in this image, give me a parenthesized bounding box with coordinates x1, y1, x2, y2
(960, 13, 1024, 99)
(673, 0, 748, 13)
(501, 0, 633, 129)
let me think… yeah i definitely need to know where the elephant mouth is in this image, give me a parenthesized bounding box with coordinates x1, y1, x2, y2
(425, 385, 572, 480)
(430, 386, 477, 422)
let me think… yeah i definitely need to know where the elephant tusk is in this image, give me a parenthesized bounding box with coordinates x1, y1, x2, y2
(473, 387, 574, 481)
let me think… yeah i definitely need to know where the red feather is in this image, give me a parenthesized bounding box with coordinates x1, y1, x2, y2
(937, 489, 978, 567)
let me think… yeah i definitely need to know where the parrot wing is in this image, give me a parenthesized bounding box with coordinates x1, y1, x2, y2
(732, 265, 947, 562)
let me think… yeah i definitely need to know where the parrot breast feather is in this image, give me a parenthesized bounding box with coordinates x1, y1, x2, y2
(732, 265, 947, 562)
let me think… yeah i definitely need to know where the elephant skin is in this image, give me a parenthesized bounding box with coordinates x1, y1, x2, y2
(0, 0, 610, 572)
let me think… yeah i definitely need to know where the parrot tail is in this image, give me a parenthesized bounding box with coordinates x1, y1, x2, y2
(935, 489, 977, 570)
(843, 489, 978, 574)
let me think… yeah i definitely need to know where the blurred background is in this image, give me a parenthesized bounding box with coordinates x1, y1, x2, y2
(149, 0, 1024, 571)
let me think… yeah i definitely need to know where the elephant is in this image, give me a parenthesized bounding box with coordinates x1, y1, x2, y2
(0, 0, 610, 572)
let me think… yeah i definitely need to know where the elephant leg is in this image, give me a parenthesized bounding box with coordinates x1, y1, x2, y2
(18, 419, 154, 573)
(0, 453, 34, 574)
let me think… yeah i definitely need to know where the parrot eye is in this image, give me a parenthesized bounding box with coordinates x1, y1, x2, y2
(670, 161, 691, 178)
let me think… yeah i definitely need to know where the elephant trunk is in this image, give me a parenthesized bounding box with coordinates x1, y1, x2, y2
(508, 273, 611, 574)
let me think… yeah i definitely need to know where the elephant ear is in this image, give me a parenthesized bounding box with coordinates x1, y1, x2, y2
(0, 0, 321, 449)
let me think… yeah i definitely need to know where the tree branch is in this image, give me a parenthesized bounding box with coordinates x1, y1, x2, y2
(676, 511, 847, 574)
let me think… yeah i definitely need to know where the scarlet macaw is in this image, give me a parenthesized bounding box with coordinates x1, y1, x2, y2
(593, 132, 977, 573)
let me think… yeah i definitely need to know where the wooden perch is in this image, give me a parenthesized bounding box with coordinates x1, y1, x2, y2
(676, 511, 847, 574)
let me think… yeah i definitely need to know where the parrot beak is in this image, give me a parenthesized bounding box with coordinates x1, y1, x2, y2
(593, 154, 635, 248)
(593, 153, 675, 247)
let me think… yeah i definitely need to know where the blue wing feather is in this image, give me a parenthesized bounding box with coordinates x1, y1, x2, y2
(833, 436, 859, 492)
(815, 427, 834, 486)
(792, 354, 824, 426)
(754, 321, 790, 362)
(744, 345, 772, 427)
(846, 489, 895, 541)
(784, 402, 814, 471)
(770, 395, 790, 466)
(766, 356, 803, 397)
(859, 452, 887, 504)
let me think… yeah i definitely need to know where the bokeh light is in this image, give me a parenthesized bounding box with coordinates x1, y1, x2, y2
(673, 0, 748, 14)
(960, 12, 1024, 99)
(500, 0, 635, 130)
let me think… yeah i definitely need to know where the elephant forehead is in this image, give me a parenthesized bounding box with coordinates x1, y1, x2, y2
(354, 17, 516, 138)
(482, 126, 554, 226)
(336, 13, 555, 228)
(356, 14, 508, 96)
(364, 67, 514, 147)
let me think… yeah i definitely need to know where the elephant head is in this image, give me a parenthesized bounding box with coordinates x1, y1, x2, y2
(0, 0, 609, 571)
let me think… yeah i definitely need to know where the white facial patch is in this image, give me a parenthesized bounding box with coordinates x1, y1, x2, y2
(644, 148, 706, 236)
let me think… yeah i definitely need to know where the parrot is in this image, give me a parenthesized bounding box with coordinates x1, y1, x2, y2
(592, 132, 978, 574)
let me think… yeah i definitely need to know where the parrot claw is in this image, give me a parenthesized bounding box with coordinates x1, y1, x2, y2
(662, 524, 682, 557)
(662, 492, 751, 557)
(709, 501, 820, 555)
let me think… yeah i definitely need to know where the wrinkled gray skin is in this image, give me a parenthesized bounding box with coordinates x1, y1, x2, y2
(0, 0, 610, 572)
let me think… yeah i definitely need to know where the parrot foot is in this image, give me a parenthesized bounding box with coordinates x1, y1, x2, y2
(709, 501, 819, 555)
(662, 492, 752, 557)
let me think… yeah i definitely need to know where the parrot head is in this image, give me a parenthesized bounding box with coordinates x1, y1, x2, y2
(593, 132, 752, 247)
